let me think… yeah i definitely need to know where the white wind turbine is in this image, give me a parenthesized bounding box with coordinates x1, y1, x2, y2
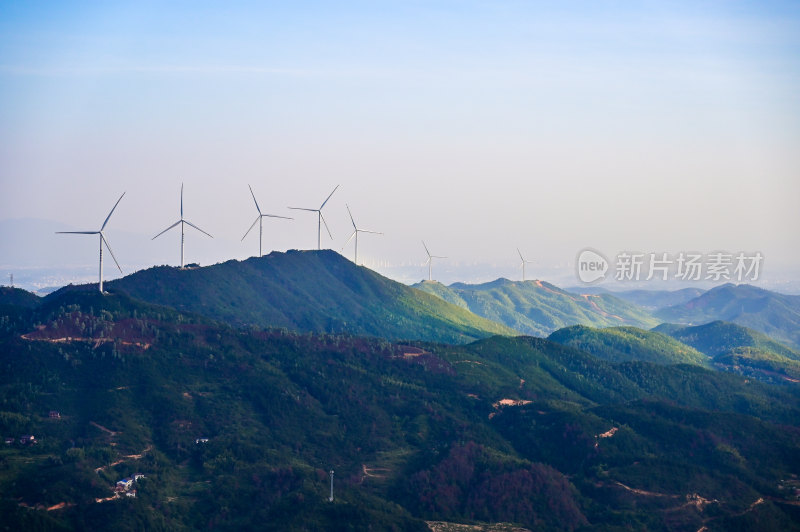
(342, 204, 382, 265)
(517, 248, 535, 281)
(288, 185, 339, 250)
(422, 241, 446, 281)
(56, 192, 126, 294)
(152, 184, 212, 268)
(242, 185, 293, 257)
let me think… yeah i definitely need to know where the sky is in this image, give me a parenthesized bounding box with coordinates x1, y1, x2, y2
(1, 1, 799, 289)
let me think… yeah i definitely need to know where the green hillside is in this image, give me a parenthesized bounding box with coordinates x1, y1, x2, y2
(0, 286, 41, 308)
(656, 284, 800, 349)
(413, 278, 658, 336)
(2, 291, 800, 530)
(656, 321, 800, 383)
(548, 325, 710, 367)
(50, 250, 517, 344)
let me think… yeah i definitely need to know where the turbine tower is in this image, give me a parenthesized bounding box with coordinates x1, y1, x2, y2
(56, 192, 125, 294)
(422, 241, 446, 282)
(517, 248, 535, 281)
(152, 184, 212, 268)
(242, 184, 293, 257)
(288, 185, 339, 250)
(342, 204, 382, 265)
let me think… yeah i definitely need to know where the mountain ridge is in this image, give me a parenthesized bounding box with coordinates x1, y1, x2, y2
(46, 249, 518, 344)
(547, 325, 710, 367)
(655, 320, 800, 382)
(413, 278, 658, 336)
(656, 283, 800, 348)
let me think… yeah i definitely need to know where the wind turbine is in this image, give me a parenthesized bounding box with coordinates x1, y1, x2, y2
(288, 185, 339, 250)
(152, 184, 212, 268)
(342, 204, 382, 265)
(517, 248, 535, 281)
(422, 241, 446, 282)
(242, 184, 293, 257)
(56, 192, 125, 294)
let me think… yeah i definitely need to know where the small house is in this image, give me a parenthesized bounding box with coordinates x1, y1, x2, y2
(48, 411, 61, 419)
(19, 435, 35, 444)
(125, 490, 137, 498)
(195, 438, 209, 444)
(116, 478, 134, 491)
(133, 473, 145, 481)
(4, 437, 13, 445)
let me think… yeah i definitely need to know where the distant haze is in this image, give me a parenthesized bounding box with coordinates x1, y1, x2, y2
(1, 2, 798, 290)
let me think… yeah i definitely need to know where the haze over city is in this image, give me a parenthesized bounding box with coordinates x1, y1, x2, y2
(2, 1, 799, 290)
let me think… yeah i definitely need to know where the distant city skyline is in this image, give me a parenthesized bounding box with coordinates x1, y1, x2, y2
(2, 2, 799, 289)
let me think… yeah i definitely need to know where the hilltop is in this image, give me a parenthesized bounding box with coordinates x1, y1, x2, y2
(50, 250, 517, 344)
(655, 321, 800, 383)
(413, 278, 657, 336)
(656, 284, 800, 349)
(548, 325, 710, 367)
(0, 286, 41, 309)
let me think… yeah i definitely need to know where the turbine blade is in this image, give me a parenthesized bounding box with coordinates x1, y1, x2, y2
(422, 240, 431, 257)
(56, 231, 99, 234)
(180, 183, 184, 218)
(423, 257, 431, 266)
(242, 216, 260, 241)
(288, 207, 318, 212)
(319, 184, 339, 209)
(346, 204, 356, 230)
(184, 220, 213, 238)
(151, 220, 181, 240)
(248, 184, 262, 215)
(343, 230, 356, 249)
(262, 214, 293, 220)
(360, 229, 382, 235)
(101, 233, 123, 273)
(100, 192, 126, 231)
(517, 248, 524, 262)
(320, 212, 333, 239)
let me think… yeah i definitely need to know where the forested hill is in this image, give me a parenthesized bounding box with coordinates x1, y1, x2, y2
(656, 283, 800, 349)
(47, 249, 518, 344)
(2, 290, 800, 530)
(413, 278, 658, 336)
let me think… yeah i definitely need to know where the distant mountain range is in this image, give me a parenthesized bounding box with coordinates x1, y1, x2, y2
(412, 278, 658, 336)
(656, 283, 800, 349)
(52, 249, 517, 344)
(576, 286, 706, 310)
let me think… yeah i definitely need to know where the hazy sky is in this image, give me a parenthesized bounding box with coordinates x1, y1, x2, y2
(1, 1, 799, 285)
